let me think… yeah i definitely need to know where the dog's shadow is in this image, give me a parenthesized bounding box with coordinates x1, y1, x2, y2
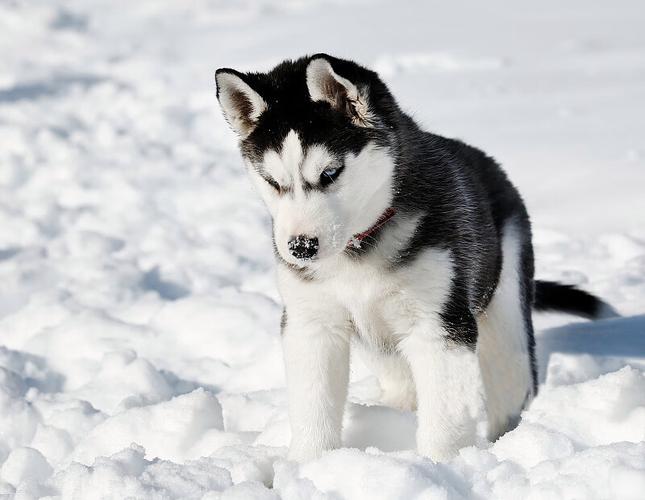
(536, 314, 645, 383)
(343, 403, 417, 452)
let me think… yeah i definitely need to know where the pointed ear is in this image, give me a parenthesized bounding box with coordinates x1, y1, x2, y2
(215, 69, 267, 138)
(306, 56, 372, 127)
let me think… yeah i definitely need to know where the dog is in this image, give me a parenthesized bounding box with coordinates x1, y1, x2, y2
(215, 54, 617, 462)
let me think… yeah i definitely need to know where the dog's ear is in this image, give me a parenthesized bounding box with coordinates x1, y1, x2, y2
(306, 55, 372, 127)
(215, 69, 267, 138)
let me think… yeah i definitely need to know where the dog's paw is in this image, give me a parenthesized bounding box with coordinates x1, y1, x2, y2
(417, 440, 461, 463)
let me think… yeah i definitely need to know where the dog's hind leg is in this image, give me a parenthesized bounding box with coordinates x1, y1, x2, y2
(477, 220, 537, 442)
(357, 344, 417, 411)
(376, 353, 417, 411)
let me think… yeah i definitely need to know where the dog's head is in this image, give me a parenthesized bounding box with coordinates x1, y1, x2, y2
(215, 54, 400, 267)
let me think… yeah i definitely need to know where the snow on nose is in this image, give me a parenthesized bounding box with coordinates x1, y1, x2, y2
(288, 235, 319, 260)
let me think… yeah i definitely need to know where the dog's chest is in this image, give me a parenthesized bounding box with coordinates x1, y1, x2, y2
(318, 247, 454, 346)
(322, 262, 413, 346)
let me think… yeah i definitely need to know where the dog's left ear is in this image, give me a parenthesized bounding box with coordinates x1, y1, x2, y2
(306, 56, 372, 127)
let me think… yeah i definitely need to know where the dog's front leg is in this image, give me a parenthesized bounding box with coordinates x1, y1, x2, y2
(401, 314, 481, 462)
(282, 304, 350, 462)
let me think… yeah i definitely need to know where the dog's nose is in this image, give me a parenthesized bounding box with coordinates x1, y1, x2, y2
(288, 235, 319, 260)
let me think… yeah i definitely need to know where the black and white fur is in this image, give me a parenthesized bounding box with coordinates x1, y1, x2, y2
(215, 54, 618, 462)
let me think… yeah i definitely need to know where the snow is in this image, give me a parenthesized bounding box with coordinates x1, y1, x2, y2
(1, 0, 644, 498)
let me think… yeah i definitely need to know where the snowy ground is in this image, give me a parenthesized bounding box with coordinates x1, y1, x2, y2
(1, 1, 645, 498)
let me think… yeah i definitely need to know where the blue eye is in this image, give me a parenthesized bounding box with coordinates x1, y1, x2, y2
(320, 166, 343, 187)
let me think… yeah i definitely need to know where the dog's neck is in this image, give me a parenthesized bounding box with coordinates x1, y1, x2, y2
(347, 207, 397, 250)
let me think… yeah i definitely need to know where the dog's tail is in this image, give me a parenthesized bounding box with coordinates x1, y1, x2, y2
(533, 280, 619, 320)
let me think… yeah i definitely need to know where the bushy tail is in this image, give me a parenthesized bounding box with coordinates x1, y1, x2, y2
(533, 280, 619, 320)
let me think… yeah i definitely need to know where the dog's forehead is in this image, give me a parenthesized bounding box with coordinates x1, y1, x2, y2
(260, 130, 335, 183)
(280, 130, 304, 167)
(240, 97, 371, 162)
(260, 130, 302, 183)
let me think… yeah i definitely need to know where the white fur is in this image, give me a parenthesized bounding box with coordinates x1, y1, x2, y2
(355, 344, 417, 411)
(400, 333, 481, 460)
(281, 296, 351, 462)
(259, 129, 304, 194)
(477, 220, 534, 441)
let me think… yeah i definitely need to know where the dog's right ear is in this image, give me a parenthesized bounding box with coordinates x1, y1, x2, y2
(306, 55, 373, 127)
(215, 69, 267, 138)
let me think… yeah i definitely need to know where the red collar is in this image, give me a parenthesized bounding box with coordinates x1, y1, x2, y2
(348, 207, 396, 248)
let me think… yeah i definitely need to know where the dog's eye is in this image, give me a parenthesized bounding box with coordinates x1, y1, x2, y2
(320, 166, 344, 188)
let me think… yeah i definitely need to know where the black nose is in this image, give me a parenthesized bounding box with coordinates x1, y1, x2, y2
(288, 235, 319, 260)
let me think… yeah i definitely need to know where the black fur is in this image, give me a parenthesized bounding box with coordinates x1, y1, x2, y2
(534, 280, 618, 319)
(217, 54, 617, 398)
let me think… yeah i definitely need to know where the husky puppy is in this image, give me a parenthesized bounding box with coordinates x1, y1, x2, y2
(215, 54, 617, 462)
